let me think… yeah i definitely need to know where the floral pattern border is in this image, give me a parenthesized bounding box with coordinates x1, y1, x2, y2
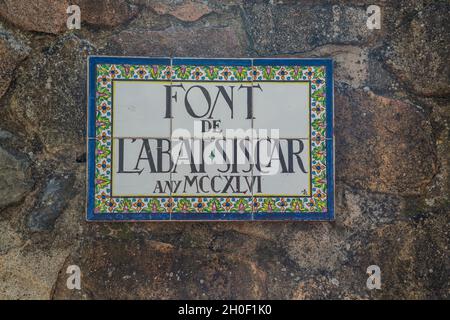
(93, 63, 328, 215)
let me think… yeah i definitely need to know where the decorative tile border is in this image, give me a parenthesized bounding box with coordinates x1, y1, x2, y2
(251, 59, 332, 220)
(87, 57, 334, 221)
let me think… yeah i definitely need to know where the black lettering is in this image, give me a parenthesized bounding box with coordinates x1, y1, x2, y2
(238, 84, 262, 119)
(185, 85, 211, 118)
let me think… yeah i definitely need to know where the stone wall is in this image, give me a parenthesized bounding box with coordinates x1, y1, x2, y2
(0, 0, 448, 299)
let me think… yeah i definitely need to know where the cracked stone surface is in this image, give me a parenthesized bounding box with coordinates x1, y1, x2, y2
(0, 0, 449, 299)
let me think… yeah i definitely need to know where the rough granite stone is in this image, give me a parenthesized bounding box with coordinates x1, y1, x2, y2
(0, 245, 71, 299)
(149, 0, 213, 22)
(0, 0, 139, 33)
(243, 3, 375, 55)
(7, 35, 94, 156)
(27, 174, 74, 232)
(384, 2, 450, 97)
(0, 0, 69, 34)
(0, 145, 33, 209)
(74, 0, 139, 28)
(277, 45, 368, 89)
(52, 237, 270, 299)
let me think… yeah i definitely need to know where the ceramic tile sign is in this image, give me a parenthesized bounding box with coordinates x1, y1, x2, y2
(87, 57, 334, 221)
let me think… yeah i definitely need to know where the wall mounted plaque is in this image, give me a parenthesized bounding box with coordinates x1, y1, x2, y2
(87, 57, 334, 221)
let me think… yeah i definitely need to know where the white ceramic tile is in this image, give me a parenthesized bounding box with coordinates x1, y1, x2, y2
(253, 81, 310, 138)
